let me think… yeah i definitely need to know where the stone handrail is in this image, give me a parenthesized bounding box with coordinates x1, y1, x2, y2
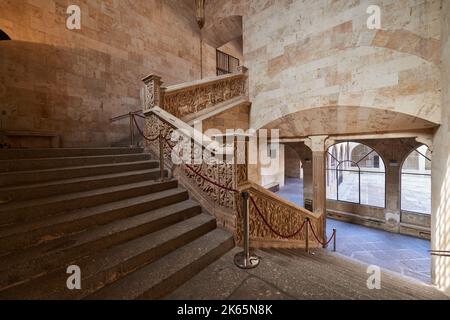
(141, 71, 325, 248)
(143, 106, 242, 231)
(238, 181, 324, 248)
(142, 67, 247, 119)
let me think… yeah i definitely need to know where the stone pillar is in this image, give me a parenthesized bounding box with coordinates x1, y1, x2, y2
(306, 135, 328, 241)
(431, 2, 450, 295)
(142, 74, 163, 112)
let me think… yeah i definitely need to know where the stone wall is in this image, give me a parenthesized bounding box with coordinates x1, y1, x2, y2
(0, 0, 203, 147)
(284, 144, 301, 178)
(431, 0, 450, 294)
(241, 0, 441, 135)
(218, 38, 244, 63)
(202, 103, 250, 136)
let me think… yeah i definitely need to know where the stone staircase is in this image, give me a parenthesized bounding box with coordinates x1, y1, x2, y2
(0, 148, 234, 299)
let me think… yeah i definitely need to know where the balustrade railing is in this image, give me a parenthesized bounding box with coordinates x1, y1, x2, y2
(142, 67, 248, 119)
(132, 71, 332, 268)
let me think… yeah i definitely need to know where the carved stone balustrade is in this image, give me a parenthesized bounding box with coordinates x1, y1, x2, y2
(142, 70, 248, 119)
(236, 182, 324, 248)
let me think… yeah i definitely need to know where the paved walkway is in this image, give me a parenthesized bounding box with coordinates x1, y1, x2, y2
(276, 178, 431, 283)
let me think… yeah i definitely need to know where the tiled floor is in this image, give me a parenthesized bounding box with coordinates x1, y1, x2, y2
(276, 178, 305, 206)
(276, 178, 431, 283)
(327, 219, 431, 283)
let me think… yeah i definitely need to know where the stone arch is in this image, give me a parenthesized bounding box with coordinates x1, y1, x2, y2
(260, 106, 439, 138)
(400, 144, 432, 214)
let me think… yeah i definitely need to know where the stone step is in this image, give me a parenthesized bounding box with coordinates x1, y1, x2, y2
(0, 214, 219, 299)
(0, 168, 165, 202)
(86, 228, 234, 300)
(0, 191, 195, 255)
(0, 180, 181, 227)
(0, 201, 204, 292)
(276, 249, 431, 300)
(0, 148, 144, 160)
(0, 160, 159, 187)
(301, 249, 446, 300)
(260, 249, 391, 300)
(0, 153, 152, 173)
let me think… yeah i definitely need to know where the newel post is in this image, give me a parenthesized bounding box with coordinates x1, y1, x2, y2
(142, 74, 164, 112)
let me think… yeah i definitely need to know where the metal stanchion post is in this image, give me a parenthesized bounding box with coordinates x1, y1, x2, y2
(129, 112, 135, 148)
(234, 191, 260, 269)
(159, 135, 165, 181)
(305, 217, 309, 253)
(333, 229, 337, 252)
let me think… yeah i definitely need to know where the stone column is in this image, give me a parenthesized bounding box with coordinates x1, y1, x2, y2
(431, 2, 450, 295)
(142, 74, 163, 112)
(306, 135, 329, 241)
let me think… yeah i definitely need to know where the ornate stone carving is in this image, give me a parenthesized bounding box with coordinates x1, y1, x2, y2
(235, 183, 324, 246)
(163, 75, 245, 118)
(145, 114, 237, 212)
(142, 75, 163, 111)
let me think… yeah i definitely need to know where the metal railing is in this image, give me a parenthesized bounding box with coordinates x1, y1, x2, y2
(430, 250, 450, 257)
(110, 110, 144, 147)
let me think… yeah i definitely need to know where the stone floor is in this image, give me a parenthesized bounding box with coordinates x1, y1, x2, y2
(276, 178, 432, 283)
(167, 247, 446, 300)
(276, 178, 305, 206)
(327, 219, 431, 283)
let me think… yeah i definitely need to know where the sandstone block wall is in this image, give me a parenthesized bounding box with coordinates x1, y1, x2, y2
(241, 0, 441, 135)
(0, 0, 203, 147)
(431, 0, 450, 294)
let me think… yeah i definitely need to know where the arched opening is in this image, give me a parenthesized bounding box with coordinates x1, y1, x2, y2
(273, 142, 312, 208)
(327, 142, 386, 208)
(0, 29, 11, 40)
(280, 144, 305, 205)
(401, 145, 432, 214)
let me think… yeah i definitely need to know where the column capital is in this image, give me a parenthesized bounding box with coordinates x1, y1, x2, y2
(142, 74, 162, 85)
(305, 135, 330, 152)
(415, 135, 433, 153)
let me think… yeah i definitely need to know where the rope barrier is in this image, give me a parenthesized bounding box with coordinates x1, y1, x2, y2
(138, 114, 336, 247)
(163, 138, 240, 193)
(132, 114, 159, 142)
(249, 196, 306, 239)
(307, 219, 336, 248)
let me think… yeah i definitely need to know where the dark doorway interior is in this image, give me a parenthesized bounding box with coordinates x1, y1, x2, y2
(0, 30, 11, 40)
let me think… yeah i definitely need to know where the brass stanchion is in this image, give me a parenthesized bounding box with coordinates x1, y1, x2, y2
(305, 217, 310, 253)
(234, 191, 260, 269)
(159, 135, 165, 181)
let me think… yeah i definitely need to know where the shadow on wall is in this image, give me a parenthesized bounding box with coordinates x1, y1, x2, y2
(0, 40, 138, 147)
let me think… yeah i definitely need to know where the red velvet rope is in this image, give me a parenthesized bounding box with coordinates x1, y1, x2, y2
(163, 138, 240, 193)
(307, 219, 336, 248)
(143, 119, 331, 243)
(132, 114, 159, 142)
(249, 196, 307, 239)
